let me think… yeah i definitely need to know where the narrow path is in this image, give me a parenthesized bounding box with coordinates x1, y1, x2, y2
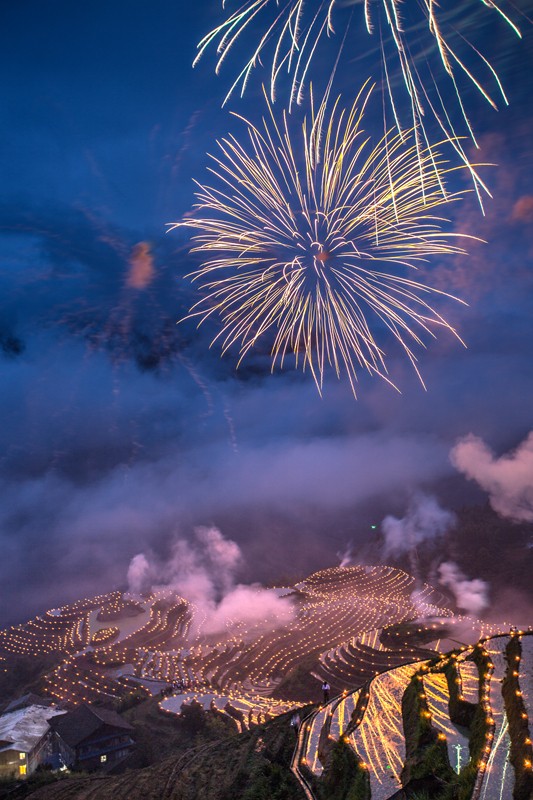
(291, 704, 321, 800)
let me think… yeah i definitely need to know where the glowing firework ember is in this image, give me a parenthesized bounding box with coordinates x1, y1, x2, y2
(172, 85, 472, 395)
(195, 0, 523, 201)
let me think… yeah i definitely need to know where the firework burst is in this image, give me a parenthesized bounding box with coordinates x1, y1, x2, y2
(194, 0, 523, 203)
(172, 85, 473, 395)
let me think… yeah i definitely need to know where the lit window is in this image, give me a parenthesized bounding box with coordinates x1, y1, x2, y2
(19, 753, 25, 760)
(19, 765, 27, 776)
(100, 755, 107, 763)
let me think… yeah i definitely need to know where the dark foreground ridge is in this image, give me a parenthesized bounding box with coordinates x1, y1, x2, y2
(20, 703, 307, 800)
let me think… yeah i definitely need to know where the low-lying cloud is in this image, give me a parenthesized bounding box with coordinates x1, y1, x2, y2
(451, 432, 533, 522)
(381, 493, 456, 559)
(127, 526, 295, 636)
(438, 561, 490, 616)
(381, 495, 493, 617)
(0, 380, 459, 626)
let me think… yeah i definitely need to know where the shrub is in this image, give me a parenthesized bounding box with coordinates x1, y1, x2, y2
(318, 737, 370, 800)
(501, 634, 533, 800)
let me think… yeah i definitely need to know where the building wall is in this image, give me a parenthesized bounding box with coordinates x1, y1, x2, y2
(51, 731, 76, 769)
(28, 731, 54, 774)
(0, 748, 27, 779)
(76, 729, 134, 770)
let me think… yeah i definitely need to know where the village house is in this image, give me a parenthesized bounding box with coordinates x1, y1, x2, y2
(0, 704, 67, 779)
(48, 705, 135, 771)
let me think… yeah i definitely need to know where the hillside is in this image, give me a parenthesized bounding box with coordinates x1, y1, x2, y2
(24, 706, 306, 800)
(0, 565, 500, 721)
(295, 630, 533, 800)
(0, 564, 529, 799)
(19, 631, 533, 800)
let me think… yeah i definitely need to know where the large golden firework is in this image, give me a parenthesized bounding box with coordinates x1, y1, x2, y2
(195, 0, 522, 203)
(172, 85, 473, 395)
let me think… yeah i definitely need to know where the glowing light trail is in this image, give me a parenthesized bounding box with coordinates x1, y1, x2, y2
(195, 0, 523, 201)
(173, 86, 473, 395)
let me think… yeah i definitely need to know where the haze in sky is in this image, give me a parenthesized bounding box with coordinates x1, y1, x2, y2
(0, 0, 532, 624)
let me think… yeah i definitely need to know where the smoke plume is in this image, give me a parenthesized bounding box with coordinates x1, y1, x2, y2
(438, 561, 490, 615)
(337, 544, 354, 568)
(127, 526, 295, 636)
(451, 432, 533, 522)
(127, 553, 152, 595)
(381, 494, 456, 563)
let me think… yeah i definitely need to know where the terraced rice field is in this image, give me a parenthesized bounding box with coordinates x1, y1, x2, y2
(347, 664, 419, 798)
(422, 665, 471, 773)
(458, 655, 480, 703)
(0, 565, 466, 714)
(0, 562, 519, 788)
(520, 634, 533, 721)
(295, 632, 533, 800)
(478, 636, 512, 800)
(2, 557, 529, 800)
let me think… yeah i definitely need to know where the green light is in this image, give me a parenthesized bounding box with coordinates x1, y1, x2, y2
(371, 525, 377, 530)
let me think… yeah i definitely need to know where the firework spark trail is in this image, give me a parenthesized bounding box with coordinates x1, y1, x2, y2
(171, 85, 475, 396)
(194, 0, 523, 202)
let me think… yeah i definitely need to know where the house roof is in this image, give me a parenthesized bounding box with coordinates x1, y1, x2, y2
(5, 693, 55, 713)
(49, 705, 133, 747)
(0, 705, 66, 754)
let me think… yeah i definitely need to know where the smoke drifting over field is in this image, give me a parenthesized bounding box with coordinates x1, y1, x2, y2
(127, 527, 295, 635)
(438, 561, 490, 615)
(382, 494, 456, 558)
(381, 493, 455, 582)
(380, 494, 493, 617)
(451, 432, 533, 522)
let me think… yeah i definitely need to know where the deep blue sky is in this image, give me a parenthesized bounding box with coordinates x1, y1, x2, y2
(1, 0, 532, 623)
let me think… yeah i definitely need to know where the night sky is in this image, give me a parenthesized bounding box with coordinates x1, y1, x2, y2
(1, 0, 533, 625)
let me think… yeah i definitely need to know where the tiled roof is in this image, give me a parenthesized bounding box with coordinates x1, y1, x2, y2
(49, 705, 133, 747)
(5, 693, 54, 713)
(0, 705, 66, 753)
